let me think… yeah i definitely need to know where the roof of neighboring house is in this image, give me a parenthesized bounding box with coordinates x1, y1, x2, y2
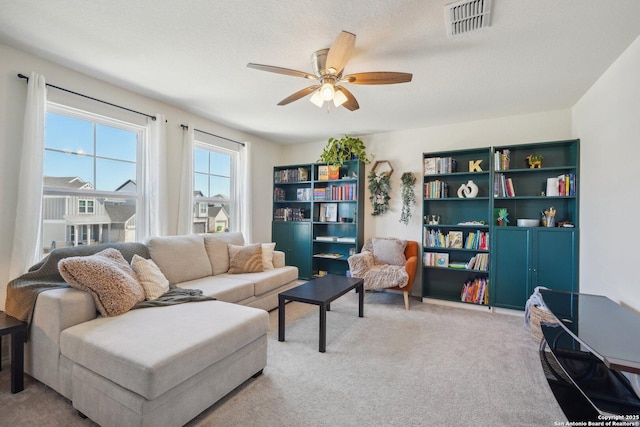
(114, 179, 136, 192)
(104, 204, 136, 223)
(208, 205, 228, 218)
(44, 176, 93, 189)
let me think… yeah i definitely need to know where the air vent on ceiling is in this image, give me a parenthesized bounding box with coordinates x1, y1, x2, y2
(445, 0, 492, 37)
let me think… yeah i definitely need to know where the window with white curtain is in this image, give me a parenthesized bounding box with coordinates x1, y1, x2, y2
(192, 140, 238, 234)
(41, 103, 145, 254)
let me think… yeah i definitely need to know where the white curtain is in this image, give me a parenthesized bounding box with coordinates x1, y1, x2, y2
(239, 141, 253, 243)
(176, 125, 194, 235)
(142, 113, 168, 239)
(9, 72, 47, 279)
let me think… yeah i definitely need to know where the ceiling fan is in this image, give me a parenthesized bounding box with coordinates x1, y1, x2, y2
(247, 31, 413, 111)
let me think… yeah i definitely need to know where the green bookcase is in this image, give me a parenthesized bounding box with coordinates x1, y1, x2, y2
(421, 139, 580, 309)
(272, 160, 364, 279)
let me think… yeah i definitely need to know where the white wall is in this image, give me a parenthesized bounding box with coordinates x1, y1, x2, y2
(280, 110, 573, 295)
(0, 42, 282, 310)
(572, 35, 640, 311)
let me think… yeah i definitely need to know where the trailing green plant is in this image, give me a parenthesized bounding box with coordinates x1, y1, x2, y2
(318, 135, 372, 166)
(368, 170, 391, 216)
(399, 172, 416, 225)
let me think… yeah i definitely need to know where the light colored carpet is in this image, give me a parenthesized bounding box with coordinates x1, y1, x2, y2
(0, 292, 567, 426)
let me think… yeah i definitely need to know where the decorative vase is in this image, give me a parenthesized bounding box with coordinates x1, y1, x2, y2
(463, 180, 479, 198)
(457, 180, 479, 198)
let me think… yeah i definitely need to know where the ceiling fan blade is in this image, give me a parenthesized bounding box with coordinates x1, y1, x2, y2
(335, 86, 359, 111)
(277, 85, 321, 106)
(326, 31, 355, 75)
(342, 72, 413, 85)
(247, 63, 318, 80)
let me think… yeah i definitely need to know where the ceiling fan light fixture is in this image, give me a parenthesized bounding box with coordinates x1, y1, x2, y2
(333, 89, 348, 107)
(320, 82, 335, 101)
(310, 90, 324, 107)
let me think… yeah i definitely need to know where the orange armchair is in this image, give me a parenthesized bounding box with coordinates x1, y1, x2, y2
(390, 240, 418, 310)
(348, 239, 419, 310)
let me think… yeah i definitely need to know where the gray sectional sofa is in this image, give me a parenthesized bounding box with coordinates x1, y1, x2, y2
(23, 232, 300, 426)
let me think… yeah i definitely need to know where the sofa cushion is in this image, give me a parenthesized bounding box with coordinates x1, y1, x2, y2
(203, 232, 244, 275)
(147, 235, 212, 284)
(130, 254, 170, 300)
(228, 244, 263, 274)
(371, 238, 407, 266)
(58, 248, 144, 317)
(261, 243, 276, 270)
(219, 266, 299, 297)
(176, 275, 254, 303)
(60, 301, 268, 400)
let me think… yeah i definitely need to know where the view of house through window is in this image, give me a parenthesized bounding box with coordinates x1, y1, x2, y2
(42, 104, 143, 256)
(192, 143, 236, 234)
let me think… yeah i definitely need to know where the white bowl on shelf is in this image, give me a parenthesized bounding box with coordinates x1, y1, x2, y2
(517, 218, 540, 227)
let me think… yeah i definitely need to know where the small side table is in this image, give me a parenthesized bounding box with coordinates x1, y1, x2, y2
(0, 311, 27, 393)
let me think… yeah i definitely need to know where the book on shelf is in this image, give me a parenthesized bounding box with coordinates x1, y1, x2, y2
(328, 165, 340, 180)
(494, 149, 510, 171)
(296, 188, 311, 201)
(424, 180, 449, 198)
(493, 174, 515, 197)
(448, 231, 463, 248)
(318, 166, 329, 181)
(461, 277, 489, 305)
(435, 253, 449, 267)
(313, 253, 343, 259)
(449, 262, 467, 269)
(313, 187, 326, 200)
(336, 237, 356, 243)
(316, 236, 337, 241)
(423, 157, 457, 175)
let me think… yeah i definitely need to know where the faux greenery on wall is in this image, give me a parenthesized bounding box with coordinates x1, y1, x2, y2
(368, 170, 391, 216)
(399, 172, 416, 225)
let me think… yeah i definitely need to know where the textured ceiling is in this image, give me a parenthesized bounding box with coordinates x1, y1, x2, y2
(1, 0, 640, 144)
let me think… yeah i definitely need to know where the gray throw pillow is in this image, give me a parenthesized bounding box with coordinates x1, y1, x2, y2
(371, 238, 407, 266)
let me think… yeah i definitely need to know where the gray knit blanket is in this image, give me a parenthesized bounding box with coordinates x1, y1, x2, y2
(5, 242, 215, 340)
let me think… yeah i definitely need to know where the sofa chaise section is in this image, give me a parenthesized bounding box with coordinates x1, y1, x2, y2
(60, 301, 268, 427)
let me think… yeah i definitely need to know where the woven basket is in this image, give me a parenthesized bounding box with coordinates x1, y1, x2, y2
(530, 304, 558, 343)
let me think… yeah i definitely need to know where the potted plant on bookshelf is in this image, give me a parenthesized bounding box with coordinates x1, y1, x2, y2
(318, 135, 372, 166)
(497, 208, 510, 226)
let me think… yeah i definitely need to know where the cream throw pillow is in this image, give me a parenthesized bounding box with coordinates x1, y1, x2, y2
(228, 243, 264, 274)
(130, 254, 170, 300)
(262, 243, 276, 270)
(58, 248, 145, 317)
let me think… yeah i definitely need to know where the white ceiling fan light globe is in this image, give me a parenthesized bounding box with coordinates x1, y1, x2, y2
(320, 82, 335, 101)
(333, 89, 348, 107)
(310, 90, 324, 107)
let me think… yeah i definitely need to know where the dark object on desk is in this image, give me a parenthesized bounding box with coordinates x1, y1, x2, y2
(0, 311, 27, 393)
(539, 290, 640, 418)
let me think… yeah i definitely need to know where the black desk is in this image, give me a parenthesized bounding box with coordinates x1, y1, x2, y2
(540, 290, 640, 418)
(0, 311, 27, 393)
(278, 275, 364, 353)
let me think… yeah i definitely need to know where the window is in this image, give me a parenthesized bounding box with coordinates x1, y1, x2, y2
(78, 199, 95, 214)
(192, 142, 238, 234)
(42, 103, 145, 255)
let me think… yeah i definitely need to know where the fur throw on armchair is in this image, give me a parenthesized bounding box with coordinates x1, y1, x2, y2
(348, 238, 409, 290)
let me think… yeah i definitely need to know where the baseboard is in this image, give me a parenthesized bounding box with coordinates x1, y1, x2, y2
(421, 298, 524, 317)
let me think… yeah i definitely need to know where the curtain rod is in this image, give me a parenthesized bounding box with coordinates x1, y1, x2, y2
(18, 73, 157, 121)
(180, 124, 245, 146)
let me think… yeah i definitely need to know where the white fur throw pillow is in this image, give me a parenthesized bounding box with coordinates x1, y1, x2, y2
(58, 248, 145, 316)
(130, 254, 170, 300)
(228, 243, 264, 274)
(262, 243, 276, 270)
(371, 238, 407, 266)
